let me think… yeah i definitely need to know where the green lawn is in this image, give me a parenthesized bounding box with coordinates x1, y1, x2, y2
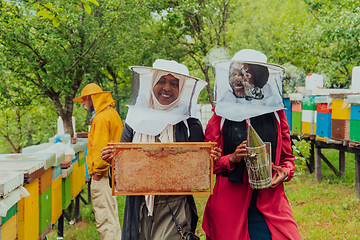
(48, 149, 360, 240)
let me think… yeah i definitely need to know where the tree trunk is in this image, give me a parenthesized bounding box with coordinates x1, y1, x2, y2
(4, 135, 20, 153)
(62, 114, 74, 137)
(54, 95, 75, 137)
(203, 65, 215, 107)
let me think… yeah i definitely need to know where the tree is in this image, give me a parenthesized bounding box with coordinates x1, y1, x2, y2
(0, 70, 57, 153)
(300, 0, 360, 87)
(148, 0, 233, 106)
(0, 0, 144, 136)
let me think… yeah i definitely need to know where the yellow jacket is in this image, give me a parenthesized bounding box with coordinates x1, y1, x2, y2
(87, 91, 123, 177)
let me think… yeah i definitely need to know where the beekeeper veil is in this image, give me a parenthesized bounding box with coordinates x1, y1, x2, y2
(213, 49, 285, 122)
(126, 59, 207, 136)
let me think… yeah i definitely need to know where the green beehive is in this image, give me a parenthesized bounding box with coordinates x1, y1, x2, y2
(1, 203, 17, 225)
(302, 96, 317, 111)
(350, 120, 360, 142)
(62, 176, 71, 209)
(39, 186, 52, 234)
(292, 111, 302, 133)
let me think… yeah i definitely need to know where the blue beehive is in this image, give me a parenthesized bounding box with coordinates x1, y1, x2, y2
(316, 112, 332, 138)
(283, 97, 292, 131)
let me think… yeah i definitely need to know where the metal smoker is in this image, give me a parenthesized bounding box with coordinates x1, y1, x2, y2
(245, 124, 272, 189)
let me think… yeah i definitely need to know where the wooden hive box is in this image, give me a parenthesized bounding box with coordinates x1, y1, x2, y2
(70, 160, 79, 200)
(302, 96, 317, 111)
(51, 175, 62, 223)
(18, 179, 39, 240)
(78, 151, 86, 166)
(283, 97, 292, 131)
(316, 112, 332, 138)
(292, 111, 302, 133)
(332, 99, 351, 120)
(62, 176, 71, 209)
(331, 119, 350, 141)
(316, 103, 332, 113)
(39, 186, 52, 237)
(291, 102, 302, 112)
(39, 168, 52, 195)
(0, 213, 17, 240)
(350, 104, 360, 121)
(110, 142, 216, 196)
(78, 163, 86, 193)
(350, 120, 360, 142)
(0, 203, 17, 226)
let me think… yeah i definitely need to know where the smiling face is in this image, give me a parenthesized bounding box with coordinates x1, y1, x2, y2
(229, 62, 255, 98)
(153, 74, 180, 105)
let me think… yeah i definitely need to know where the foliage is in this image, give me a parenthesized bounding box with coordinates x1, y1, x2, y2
(0, 70, 57, 153)
(277, 0, 360, 88)
(33, 0, 99, 27)
(147, 0, 233, 106)
(0, 0, 144, 136)
(291, 135, 311, 175)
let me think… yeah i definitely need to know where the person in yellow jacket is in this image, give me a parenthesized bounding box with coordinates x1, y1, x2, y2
(73, 83, 122, 240)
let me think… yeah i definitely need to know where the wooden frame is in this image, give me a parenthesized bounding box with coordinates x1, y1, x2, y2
(109, 142, 216, 196)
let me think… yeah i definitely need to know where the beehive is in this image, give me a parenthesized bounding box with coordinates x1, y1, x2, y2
(331, 119, 350, 140)
(316, 103, 332, 113)
(302, 96, 317, 111)
(18, 179, 39, 240)
(39, 168, 52, 195)
(1, 203, 17, 226)
(292, 111, 302, 133)
(332, 99, 351, 120)
(348, 96, 360, 142)
(302, 110, 317, 135)
(70, 156, 79, 200)
(62, 176, 71, 210)
(51, 176, 62, 223)
(316, 112, 332, 138)
(0, 213, 17, 240)
(283, 96, 292, 131)
(39, 186, 52, 235)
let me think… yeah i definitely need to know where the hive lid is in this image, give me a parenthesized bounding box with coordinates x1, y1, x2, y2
(0, 187, 22, 217)
(70, 138, 88, 153)
(314, 96, 332, 104)
(288, 93, 302, 101)
(0, 153, 55, 170)
(0, 172, 24, 197)
(302, 88, 355, 96)
(347, 94, 360, 104)
(21, 143, 53, 154)
(0, 160, 44, 174)
(22, 143, 65, 167)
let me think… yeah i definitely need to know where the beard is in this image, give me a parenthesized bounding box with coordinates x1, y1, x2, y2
(88, 98, 95, 112)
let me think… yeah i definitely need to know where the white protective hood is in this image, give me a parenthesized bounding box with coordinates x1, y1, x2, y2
(213, 49, 285, 122)
(126, 59, 207, 136)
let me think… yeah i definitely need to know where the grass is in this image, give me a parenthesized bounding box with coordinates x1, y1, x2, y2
(48, 149, 360, 240)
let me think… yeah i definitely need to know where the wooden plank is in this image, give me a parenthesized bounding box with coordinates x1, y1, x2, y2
(315, 147, 322, 182)
(26, 168, 44, 184)
(319, 151, 341, 177)
(314, 140, 360, 155)
(339, 150, 345, 175)
(109, 142, 216, 196)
